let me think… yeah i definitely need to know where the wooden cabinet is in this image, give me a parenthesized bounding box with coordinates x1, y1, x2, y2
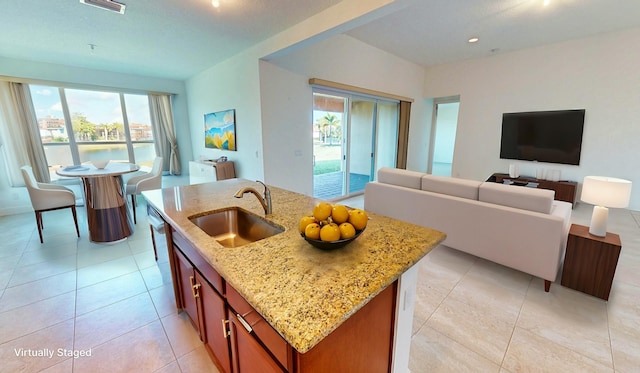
(172, 231, 232, 373)
(489, 173, 578, 207)
(294, 284, 396, 372)
(198, 272, 232, 373)
(229, 312, 286, 373)
(226, 285, 292, 372)
(561, 224, 622, 300)
(168, 226, 397, 372)
(174, 249, 201, 335)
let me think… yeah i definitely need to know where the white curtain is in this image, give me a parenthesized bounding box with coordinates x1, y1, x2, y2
(0, 81, 49, 184)
(149, 94, 181, 175)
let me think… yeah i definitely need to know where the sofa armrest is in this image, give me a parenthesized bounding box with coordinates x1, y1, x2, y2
(550, 201, 573, 264)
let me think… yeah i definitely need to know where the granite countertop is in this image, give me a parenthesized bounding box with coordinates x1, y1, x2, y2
(143, 179, 445, 353)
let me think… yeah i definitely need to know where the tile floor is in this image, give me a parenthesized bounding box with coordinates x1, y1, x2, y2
(1, 182, 639, 372)
(408, 203, 640, 373)
(0, 198, 218, 373)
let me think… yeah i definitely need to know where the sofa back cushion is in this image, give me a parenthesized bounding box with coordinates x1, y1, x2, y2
(421, 175, 481, 200)
(478, 182, 555, 214)
(377, 167, 424, 189)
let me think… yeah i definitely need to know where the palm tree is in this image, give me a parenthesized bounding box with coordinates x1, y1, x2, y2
(317, 113, 341, 144)
(71, 113, 95, 141)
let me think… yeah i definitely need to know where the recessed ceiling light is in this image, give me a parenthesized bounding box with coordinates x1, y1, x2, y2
(468, 37, 479, 43)
(212, 0, 220, 7)
(543, 0, 551, 6)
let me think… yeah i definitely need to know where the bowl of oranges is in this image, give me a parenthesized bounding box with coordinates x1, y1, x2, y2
(299, 202, 368, 250)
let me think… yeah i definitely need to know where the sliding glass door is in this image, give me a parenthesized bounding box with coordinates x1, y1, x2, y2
(312, 92, 347, 199)
(348, 98, 375, 195)
(313, 90, 399, 200)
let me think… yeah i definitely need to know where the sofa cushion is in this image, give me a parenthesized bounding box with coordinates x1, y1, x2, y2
(377, 167, 424, 189)
(478, 182, 555, 214)
(421, 175, 481, 200)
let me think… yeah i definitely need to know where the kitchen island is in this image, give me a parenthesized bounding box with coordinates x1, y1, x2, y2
(143, 179, 445, 372)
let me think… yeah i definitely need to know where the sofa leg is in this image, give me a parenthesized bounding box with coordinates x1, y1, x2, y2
(544, 280, 551, 292)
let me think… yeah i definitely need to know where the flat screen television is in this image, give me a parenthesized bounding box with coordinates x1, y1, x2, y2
(499, 109, 585, 165)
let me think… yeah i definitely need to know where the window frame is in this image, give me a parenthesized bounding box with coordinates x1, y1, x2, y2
(29, 84, 155, 177)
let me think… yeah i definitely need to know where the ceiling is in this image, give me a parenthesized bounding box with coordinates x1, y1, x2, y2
(2, 0, 640, 81)
(0, 0, 342, 80)
(347, 0, 640, 68)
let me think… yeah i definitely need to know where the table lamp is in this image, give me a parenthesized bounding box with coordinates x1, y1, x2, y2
(580, 176, 632, 237)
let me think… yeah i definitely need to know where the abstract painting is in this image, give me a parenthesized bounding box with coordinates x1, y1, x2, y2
(204, 109, 236, 151)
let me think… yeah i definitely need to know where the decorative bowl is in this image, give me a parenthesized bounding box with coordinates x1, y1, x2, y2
(302, 227, 365, 251)
(92, 160, 110, 169)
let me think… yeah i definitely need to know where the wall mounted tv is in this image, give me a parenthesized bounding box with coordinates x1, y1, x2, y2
(499, 109, 585, 165)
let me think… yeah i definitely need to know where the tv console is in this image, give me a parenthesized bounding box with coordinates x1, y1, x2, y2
(488, 173, 578, 208)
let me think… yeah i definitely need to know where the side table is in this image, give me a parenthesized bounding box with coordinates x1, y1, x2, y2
(561, 224, 622, 300)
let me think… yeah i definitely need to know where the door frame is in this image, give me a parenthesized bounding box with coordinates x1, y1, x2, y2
(427, 95, 460, 175)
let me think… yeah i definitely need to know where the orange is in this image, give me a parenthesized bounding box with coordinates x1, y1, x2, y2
(313, 202, 333, 221)
(348, 209, 368, 230)
(299, 215, 317, 234)
(339, 222, 356, 239)
(304, 223, 321, 240)
(331, 204, 349, 224)
(320, 223, 341, 242)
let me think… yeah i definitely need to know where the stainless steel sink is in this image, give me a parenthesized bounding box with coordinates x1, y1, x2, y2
(188, 207, 284, 248)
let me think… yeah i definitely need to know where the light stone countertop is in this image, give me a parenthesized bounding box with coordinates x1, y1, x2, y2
(143, 179, 445, 354)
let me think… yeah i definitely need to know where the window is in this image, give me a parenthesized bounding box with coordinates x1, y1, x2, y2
(29, 85, 155, 180)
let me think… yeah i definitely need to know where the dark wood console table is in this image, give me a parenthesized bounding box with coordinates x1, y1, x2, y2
(488, 173, 578, 207)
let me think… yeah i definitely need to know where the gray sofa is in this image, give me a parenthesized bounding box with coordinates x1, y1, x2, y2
(364, 167, 572, 291)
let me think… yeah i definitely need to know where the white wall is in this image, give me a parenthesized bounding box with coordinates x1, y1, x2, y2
(261, 34, 429, 195)
(184, 1, 418, 193)
(259, 61, 313, 193)
(186, 51, 265, 181)
(424, 27, 640, 210)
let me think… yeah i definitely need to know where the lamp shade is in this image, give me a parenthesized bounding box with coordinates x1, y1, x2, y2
(581, 176, 632, 208)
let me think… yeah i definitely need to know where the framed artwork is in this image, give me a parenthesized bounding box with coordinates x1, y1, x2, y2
(204, 109, 236, 151)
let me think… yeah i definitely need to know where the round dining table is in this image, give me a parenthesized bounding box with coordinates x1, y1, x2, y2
(57, 162, 140, 243)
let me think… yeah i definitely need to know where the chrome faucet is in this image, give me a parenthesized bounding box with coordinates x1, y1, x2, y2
(234, 180, 272, 215)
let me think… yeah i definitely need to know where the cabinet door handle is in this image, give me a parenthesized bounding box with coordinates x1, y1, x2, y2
(189, 275, 201, 298)
(221, 319, 230, 338)
(236, 313, 253, 333)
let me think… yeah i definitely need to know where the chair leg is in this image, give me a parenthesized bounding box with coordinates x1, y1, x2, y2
(150, 225, 158, 261)
(71, 205, 80, 238)
(35, 211, 44, 243)
(131, 194, 137, 224)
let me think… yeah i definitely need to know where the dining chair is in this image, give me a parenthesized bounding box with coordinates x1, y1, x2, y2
(125, 157, 163, 224)
(21, 165, 80, 243)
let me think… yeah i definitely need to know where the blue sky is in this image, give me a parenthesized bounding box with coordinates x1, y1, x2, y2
(30, 85, 151, 125)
